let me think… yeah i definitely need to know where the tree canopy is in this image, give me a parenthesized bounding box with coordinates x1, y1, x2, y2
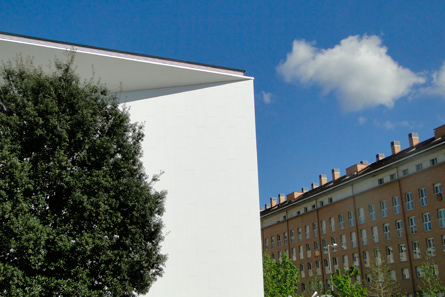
(0, 55, 166, 296)
(263, 252, 300, 297)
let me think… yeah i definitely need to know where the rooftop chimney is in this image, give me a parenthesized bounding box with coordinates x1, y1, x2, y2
(270, 197, 277, 207)
(434, 124, 445, 139)
(409, 133, 419, 147)
(311, 183, 319, 190)
(319, 174, 327, 186)
(332, 168, 340, 181)
(376, 154, 385, 161)
(346, 162, 369, 175)
(287, 192, 303, 201)
(391, 141, 401, 155)
(278, 193, 286, 204)
(302, 187, 309, 193)
(265, 203, 270, 209)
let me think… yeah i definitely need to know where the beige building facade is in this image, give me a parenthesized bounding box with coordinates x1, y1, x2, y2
(260, 124, 445, 296)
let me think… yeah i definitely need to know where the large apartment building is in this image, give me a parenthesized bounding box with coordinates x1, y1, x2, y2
(260, 124, 445, 296)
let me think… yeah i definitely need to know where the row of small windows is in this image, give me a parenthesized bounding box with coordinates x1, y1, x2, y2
(378, 158, 439, 185)
(266, 208, 445, 251)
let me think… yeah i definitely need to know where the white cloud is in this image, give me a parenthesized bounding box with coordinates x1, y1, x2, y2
(374, 119, 411, 130)
(261, 91, 274, 104)
(425, 62, 445, 96)
(277, 35, 426, 112)
(358, 116, 367, 125)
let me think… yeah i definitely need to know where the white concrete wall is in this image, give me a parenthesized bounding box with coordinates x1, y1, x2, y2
(120, 80, 264, 297)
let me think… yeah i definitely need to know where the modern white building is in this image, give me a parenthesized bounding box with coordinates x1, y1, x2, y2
(0, 32, 264, 297)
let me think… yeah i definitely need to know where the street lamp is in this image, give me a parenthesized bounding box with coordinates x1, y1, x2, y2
(327, 243, 337, 291)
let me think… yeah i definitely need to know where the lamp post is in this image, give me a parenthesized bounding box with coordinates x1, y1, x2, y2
(327, 243, 337, 292)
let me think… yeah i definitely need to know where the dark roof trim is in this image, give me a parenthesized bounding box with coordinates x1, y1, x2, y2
(0, 31, 246, 74)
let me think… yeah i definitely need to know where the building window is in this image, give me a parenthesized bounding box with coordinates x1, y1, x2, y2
(430, 158, 438, 166)
(322, 239, 327, 254)
(304, 207, 308, 213)
(359, 208, 365, 224)
(315, 261, 321, 275)
(374, 248, 381, 265)
(396, 220, 404, 238)
(330, 217, 335, 232)
(290, 230, 295, 243)
(439, 209, 445, 228)
(314, 241, 319, 253)
(277, 234, 281, 247)
(298, 228, 302, 241)
(284, 232, 288, 245)
(406, 192, 414, 210)
(306, 243, 312, 258)
(363, 250, 369, 267)
(353, 253, 359, 267)
(351, 232, 357, 248)
(427, 238, 436, 257)
(292, 247, 296, 261)
(324, 259, 330, 274)
(339, 214, 345, 229)
(305, 225, 310, 239)
(278, 251, 282, 262)
(423, 213, 432, 231)
(348, 211, 355, 227)
(378, 178, 384, 185)
(390, 173, 397, 181)
(399, 244, 407, 262)
(299, 246, 304, 259)
(343, 255, 349, 269)
(419, 188, 428, 206)
(435, 183, 443, 202)
(313, 222, 318, 237)
(416, 266, 423, 278)
(319, 201, 324, 207)
(308, 262, 313, 277)
(413, 241, 421, 259)
(392, 196, 400, 214)
(333, 257, 338, 270)
(271, 253, 275, 261)
(386, 246, 394, 263)
(331, 237, 337, 252)
(442, 235, 445, 255)
(341, 234, 347, 250)
(416, 163, 423, 171)
(409, 216, 417, 234)
(328, 197, 333, 204)
(372, 226, 379, 243)
(402, 169, 409, 176)
(402, 268, 410, 279)
(265, 238, 269, 250)
(302, 283, 306, 291)
(381, 201, 388, 218)
(300, 264, 305, 278)
(321, 220, 326, 235)
(369, 205, 376, 221)
(384, 223, 390, 241)
(366, 274, 371, 283)
(271, 236, 275, 249)
(361, 229, 368, 245)
(390, 270, 396, 281)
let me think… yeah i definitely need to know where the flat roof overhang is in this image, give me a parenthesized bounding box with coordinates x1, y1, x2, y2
(0, 32, 252, 93)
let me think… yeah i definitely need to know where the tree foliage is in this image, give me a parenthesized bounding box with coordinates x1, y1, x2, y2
(330, 266, 367, 297)
(0, 55, 166, 296)
(263, 253, 300, 297)
(365, 259, 401, 297)
(419, 254, 445, 297)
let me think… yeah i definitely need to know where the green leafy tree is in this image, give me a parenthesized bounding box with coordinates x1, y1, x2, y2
(306, 274, 324, 297)
(418, 254, 445, 297)
(263, 252, 300, 297)
(330, 266, 367, 297)
(365, 259, 402, 297)
(0, 55, 166, 296)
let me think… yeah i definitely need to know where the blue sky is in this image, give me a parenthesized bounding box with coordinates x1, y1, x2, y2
(1, 1, 445, 208)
